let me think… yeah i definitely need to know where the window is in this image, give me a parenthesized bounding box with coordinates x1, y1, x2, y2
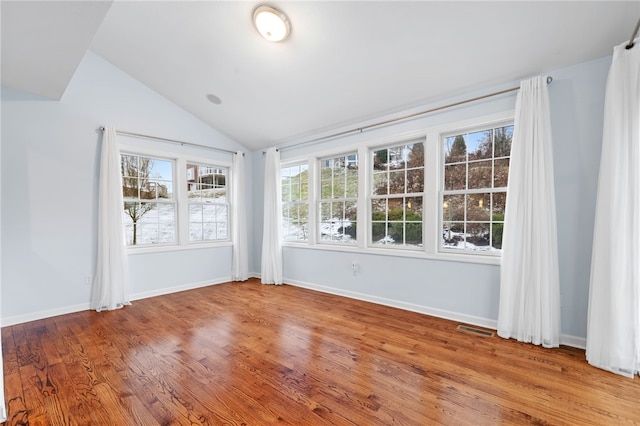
(279, 112, 512, 263)
(121, 154, 176, 246)
(282, 162, 309, 241)
(441, 124, 513, 254)
(319, 153, 358, 243)
(187, 163, 228, 242)
(371, 140, 424, 247)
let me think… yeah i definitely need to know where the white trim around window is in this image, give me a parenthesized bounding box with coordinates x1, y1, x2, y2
(280, 110, 514, 265)
(118, 142, 233, 254)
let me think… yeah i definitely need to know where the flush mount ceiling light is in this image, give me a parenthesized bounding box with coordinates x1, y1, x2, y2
(253, 5, 291, 42)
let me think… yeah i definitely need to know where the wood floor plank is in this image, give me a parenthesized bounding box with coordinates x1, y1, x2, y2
(4, 278, 640, 425)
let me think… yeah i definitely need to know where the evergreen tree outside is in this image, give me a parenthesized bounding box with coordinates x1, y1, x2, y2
(371, 142, 424, 247)
(441, 124, 513, 253)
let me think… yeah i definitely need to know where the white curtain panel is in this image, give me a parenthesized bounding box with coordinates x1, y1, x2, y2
(261, 148, 283, 284)
(587, 41, 640, 377)
(91, 127, 131, 311)
(231, 152, 249, 281)
(497, 76, 561, 348)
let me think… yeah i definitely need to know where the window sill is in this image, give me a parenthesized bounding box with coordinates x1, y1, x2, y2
(282, 242, 501, 266)
(127, 241, 233, 255)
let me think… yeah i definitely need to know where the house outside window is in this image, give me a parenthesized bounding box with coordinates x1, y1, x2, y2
(441, 124, 513, 254)
(186, 163, 228, 242)
(121, 154, 176, 246)
(371, 140, 425, 247)
(319, 153, 358, 243)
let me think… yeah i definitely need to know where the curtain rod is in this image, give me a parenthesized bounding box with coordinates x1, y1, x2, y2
(274, 76, 553, 153)
(99, 127, 239, 155)
(627, 17, 640, 49)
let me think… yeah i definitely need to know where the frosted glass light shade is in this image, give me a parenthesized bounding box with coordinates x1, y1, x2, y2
(253, 5, 290, 42)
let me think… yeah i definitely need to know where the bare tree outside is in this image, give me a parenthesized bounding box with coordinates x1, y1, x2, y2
(121, 155, 156, 245)
(116, 154, 181, 245)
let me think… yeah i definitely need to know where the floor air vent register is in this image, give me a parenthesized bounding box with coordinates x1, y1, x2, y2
(456, 324, 495, 337)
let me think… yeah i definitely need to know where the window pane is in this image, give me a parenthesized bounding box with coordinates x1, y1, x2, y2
(122, 177, 138, 198)
(372, 172, 388, 195)
(406, 142, 424, 168)
(150, 159, 172, 181)
(494, 158, 510, 188)
(190, 223, 203, 241)
(138, 203, 158, 223)
(159, 223, 175, 244)
(443, 195, 464, 222)
(494, 125, 513, 158)
(493, 192, 507, 216)
(320, 179, 333, 198)
(187, 162, 229, 243)
(346, 168, 358, 198)
(468, 160, 492, 189)
(468, 130, 492, 161)
(373, 149, 388, 170)
(444, 164, 466, 191)
(202, 204, 215, 221)
(189, 204, 202, 222)
(444, 135, 467, 163)
(442, 222, 465, 248)
(466, 222, 491, 250)
(370, 141, 424, 249)
(492, 220, 504, 250)
(137, 224, 159, 245)
(441, 122, 512, 255)
(467, 193, 490, 222)
(203, 223, 216, 240)
(217, 223, 228, 240)
(216, 205, 228, 223)
(319, 202, 331, 221)
(318, 154, 357, 244)
(406, 169, 424, 194)
(406, 196, 423, 219)
(405, 222, 422, 246)
(121, 155, 138, 177)
(388, 170, 405, 195)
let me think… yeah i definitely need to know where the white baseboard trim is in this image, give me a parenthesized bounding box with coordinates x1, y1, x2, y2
(560, 334, 586, 350)
(285, 278, 498, 330)
(129, 277, 231, 301)
(2, 277, 233, 327)
(285, 278, 587, 350)
(2, 303, 91, 327)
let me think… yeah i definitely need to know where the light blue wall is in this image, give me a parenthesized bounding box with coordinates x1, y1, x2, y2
(1, 48, 611, 342)
(1, 51, 254, 324)
(252, 55, 611, 342)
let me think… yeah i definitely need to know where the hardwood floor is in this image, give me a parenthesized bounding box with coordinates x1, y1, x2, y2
(3, 278, 640, 425)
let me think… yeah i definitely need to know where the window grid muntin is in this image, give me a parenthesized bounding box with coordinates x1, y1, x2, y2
(370, 141, 424, 248)
(282, 162, 310, 241)
(187, 162, 229, 243)
(441, 124, 512, 254)
(319, 154, 358, 244)
(121, 153, 176, 246)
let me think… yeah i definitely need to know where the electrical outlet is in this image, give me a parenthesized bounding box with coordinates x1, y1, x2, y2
(85, 275, 93, 285)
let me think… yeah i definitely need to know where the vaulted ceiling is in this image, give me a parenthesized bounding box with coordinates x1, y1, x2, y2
(2, 1, 638, 151)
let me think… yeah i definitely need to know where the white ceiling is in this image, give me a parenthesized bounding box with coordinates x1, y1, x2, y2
(2, 1, 639, 151)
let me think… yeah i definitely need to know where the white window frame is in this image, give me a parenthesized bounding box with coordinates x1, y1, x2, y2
(280, 110, 513, 265)
(317, 151, 359, 245)
(121, 152, 177, 247)
(439, 121, 513, 257)
(119, 142, 233, 254)
(369, 138, 426, 250)
(282, 161, 310, 242)
(186, 162, 230, 244)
